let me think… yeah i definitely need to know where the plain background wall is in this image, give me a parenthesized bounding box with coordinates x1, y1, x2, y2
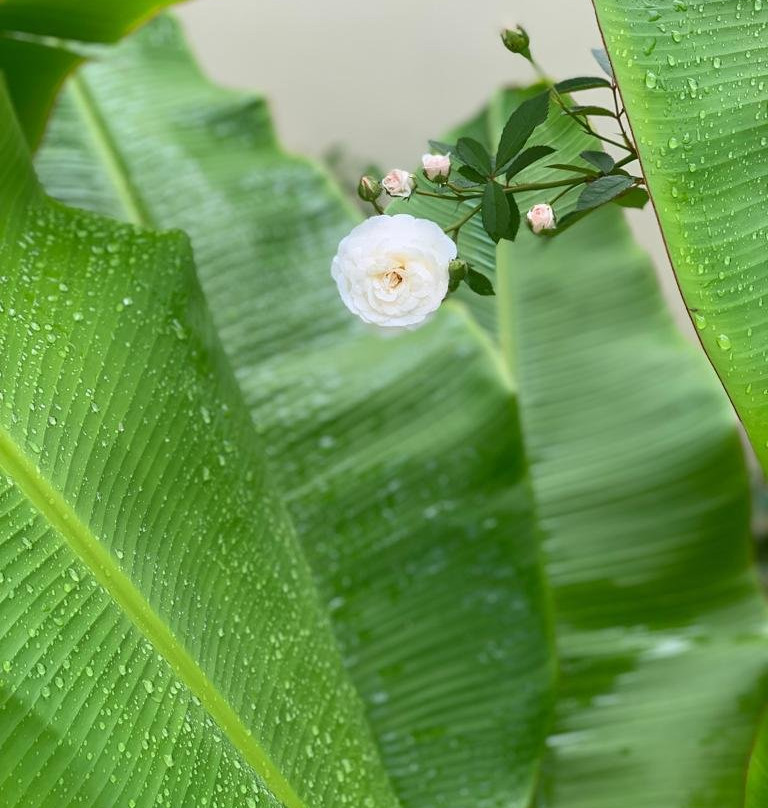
(175, 0, 691, 333)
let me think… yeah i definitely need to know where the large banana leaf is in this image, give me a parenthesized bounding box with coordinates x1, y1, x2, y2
(0, 85, 402, 808)
(37, 16, 556, 808)
(590, 0, 768, 476)
(0, 0, 176, 146)
(395, 90, 768, 806)
(37, 12, 768, 807)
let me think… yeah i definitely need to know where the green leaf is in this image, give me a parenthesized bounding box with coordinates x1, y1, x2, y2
(390, 84, 768, 806)
(576, 175, 634, 211)
(553, 76, 612, 93)
(613, 186, 649, 209)
(455, 136, 492, 177)
(0, 38, 82, 147)
(457, 164, 486, 184)
(568, 104, 617, 117)
(37, 17, 557, 808)
(547, 162, 598, 176)
(0, 0, 176, 146)
(505, 145, 555, 180)
(591, 48, 614, 79)
(747, 716, 768, 808)
(482, 181, 517, 243)
(428, 139, 455, 154)
(0, 0, 176, 41)
(466, 268, 496, 296)
(0, 82, 400, 808)
(580, 149, 615, 174)
(591, 0, 768, 473)
(495, 91, 550, 169)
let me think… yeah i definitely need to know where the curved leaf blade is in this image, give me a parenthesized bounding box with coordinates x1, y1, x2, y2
(0, 0, 178, 146)
(591, 0, 768, 474)
(37, 16, 557, 808)
(0, 85, 398, 808)
(576, 174, 633, 210)
(395, 85, 768, 807)
(496, 91, 550, 170)
(0, 0, 176, 42)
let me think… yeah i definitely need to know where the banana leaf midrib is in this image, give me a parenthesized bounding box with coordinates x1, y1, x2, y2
(0, 244, 307, 808)
(68, 74, 150, 226)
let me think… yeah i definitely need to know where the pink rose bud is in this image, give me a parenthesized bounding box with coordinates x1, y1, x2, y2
(421, 153, 451, 184)
(382, 169, 416, 199)
(526, 203, 556, 234)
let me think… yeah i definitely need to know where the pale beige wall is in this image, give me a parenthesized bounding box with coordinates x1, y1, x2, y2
(175, 0, 690, 333)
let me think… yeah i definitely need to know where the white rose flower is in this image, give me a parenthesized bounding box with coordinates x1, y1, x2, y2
(382, 169, 416, 199)
(331, 214, 456, 328)
(421, 153, 451, 183)
(526, 203, 556, 234)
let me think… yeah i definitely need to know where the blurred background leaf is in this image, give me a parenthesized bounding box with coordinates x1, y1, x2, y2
(396, 88, 768, 808)
(0, 0, 178, 145)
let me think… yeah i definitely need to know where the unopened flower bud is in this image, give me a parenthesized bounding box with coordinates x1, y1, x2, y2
(382, 169, 416, 199)
(501, 26, 531, 58)
(422, 153, 451, 184)
(448, 258, 470, 292)
(526, 203, 556, 234)
(358, 175, 382, 202)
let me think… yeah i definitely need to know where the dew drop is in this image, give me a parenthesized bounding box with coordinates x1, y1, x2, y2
(716, 334, 732, 351)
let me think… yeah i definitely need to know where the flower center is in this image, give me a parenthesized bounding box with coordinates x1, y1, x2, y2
(384, 266, 405, 289)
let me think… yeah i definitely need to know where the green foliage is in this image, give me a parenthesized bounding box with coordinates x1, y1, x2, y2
(482, 180, 520, 243)
(495, 91, 550, 170)
(8, 4, 768, 808)
(747, 717, 768, 808)
(504, 145, 554, 180)
(33, 16, 556, 808)
(0, 0, 176, 145)
(455, 137, 493, 178)
(0, 81, 400, 808)
(576, 174, 634, 210)
(592, 0, 768, 476)
(579, 149, 615, 174)
(393, 85, 768, 808)
(553, 76, 612, 93)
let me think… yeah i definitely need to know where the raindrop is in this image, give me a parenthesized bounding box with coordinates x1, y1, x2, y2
(716, 334, 732, 351)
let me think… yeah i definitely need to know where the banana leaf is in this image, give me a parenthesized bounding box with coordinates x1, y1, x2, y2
(395, 88, 768, 807)
(0, 0, 176, 145)
(34, 16, 557, 808)
(0, 82, 401, 808)
(591, 0, 768, 477)
(36, 13, 768, 808)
